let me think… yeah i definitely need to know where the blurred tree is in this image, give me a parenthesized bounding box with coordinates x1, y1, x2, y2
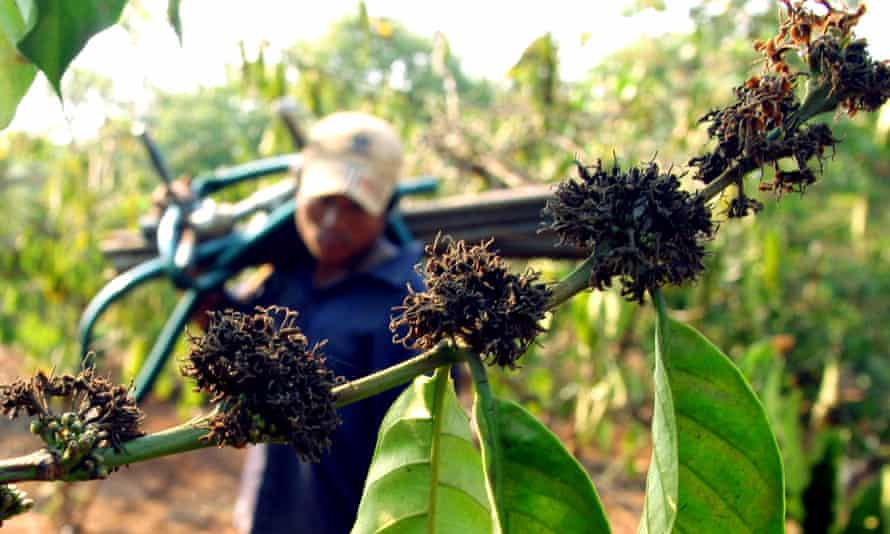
(146, 86, 270, 175)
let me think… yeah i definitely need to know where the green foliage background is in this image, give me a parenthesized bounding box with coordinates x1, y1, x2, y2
(1, 0, 888, 529)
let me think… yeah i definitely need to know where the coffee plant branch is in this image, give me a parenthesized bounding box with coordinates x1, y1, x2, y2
(0, 342, 465, 484)
(0, 242, 603, 487)
(698, 75, 841, 202)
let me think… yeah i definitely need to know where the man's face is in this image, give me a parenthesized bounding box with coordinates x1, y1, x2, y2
(296, 194, 387, 268)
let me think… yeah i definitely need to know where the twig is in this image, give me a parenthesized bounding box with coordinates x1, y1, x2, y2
(0, 343, 466, 484)
(467, 351, 504, 530)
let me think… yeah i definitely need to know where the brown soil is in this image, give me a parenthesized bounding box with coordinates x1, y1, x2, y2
(0, 347, 644, 533)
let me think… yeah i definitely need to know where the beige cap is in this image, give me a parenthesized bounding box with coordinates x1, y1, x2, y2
(297, 111, 403, 216)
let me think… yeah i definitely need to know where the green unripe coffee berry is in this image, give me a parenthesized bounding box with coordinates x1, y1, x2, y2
(60, 412, 76, 427)
(29, 420, 43, 435)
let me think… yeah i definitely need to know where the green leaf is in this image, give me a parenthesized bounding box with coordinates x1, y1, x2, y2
(353, 368, 491, 534)
(640, 291, 785, 533)
(492, 398, 611, 533)
(467, 349, 609, 534)
(167, 0, 181, 45)
(0, 0, 37, 128)
(17, 0, 127, 96)
(738, 342, 807, 519)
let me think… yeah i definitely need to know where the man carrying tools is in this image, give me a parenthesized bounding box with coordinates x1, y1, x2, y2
(226, 111, 424, 533)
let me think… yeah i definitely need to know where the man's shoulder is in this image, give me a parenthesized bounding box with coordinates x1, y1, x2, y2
(365, 240, 424, 290)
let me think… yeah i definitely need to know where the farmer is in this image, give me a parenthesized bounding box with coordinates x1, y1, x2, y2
(226, 111, 424, 533)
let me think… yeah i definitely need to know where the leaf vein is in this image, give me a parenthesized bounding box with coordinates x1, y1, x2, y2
(364, 461, 490, 510)
(375, 510, 426, 533)
(675, 408, 774, 489)
(504, 506, 557, 534)
(678, 462, 755, 533)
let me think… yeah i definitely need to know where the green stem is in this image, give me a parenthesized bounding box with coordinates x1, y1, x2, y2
(99, 423, 210, 469)
(652, 287, 668, 328)
(0, 343, 466, 484)
(0, 450, 59, 482)
(789, 79, 837, 131)
(467, 351, 504, 532)
(699, 164, 748, 202)
(427, 366, 451, 534)
(546, 255, 597, 310)
(332, 342, 463, 407)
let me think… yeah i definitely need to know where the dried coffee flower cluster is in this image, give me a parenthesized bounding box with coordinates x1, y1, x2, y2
(181, 306, 342, 462)
(542, 160, 714, 303)
(689, 81, 838, 200)
(0, 485, 33, 526)
(690, 74, 802, 183)
(391, 236, 550, 368)
(689, 1, 884, 208)
(0, 367, 144, 478)
(769, 1, 889, 115)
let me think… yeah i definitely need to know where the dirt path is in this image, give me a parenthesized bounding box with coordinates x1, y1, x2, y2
(0, 348, 643, 533)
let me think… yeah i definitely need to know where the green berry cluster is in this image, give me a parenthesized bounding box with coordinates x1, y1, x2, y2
(0, 484, 33, 526)
(28, 412, 110, 479)
(0, 368, 144, 479)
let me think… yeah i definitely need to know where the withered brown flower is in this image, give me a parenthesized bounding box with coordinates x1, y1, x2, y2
(542, 159, 714, 303)
(181, 306, 342, 462)
(391, 236, 550, 368)
(689, 74, 800, 184)
(766, 1, 889, 116)
(0, 367, 144, 453)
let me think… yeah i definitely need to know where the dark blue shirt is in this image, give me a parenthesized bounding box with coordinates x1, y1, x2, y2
(234, 241, 424, 534)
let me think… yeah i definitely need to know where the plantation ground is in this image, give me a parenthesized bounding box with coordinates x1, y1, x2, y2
(0, 347, 644, 533)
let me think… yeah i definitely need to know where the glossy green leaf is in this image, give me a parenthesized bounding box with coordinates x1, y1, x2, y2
(640, 292, 785, 533)
(17, 0, 126, 96)
(353, 369, 491, 534)
(738, 342, 807, 519)
(0, 0, 37, 128)
(492, 398, 611, 533)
